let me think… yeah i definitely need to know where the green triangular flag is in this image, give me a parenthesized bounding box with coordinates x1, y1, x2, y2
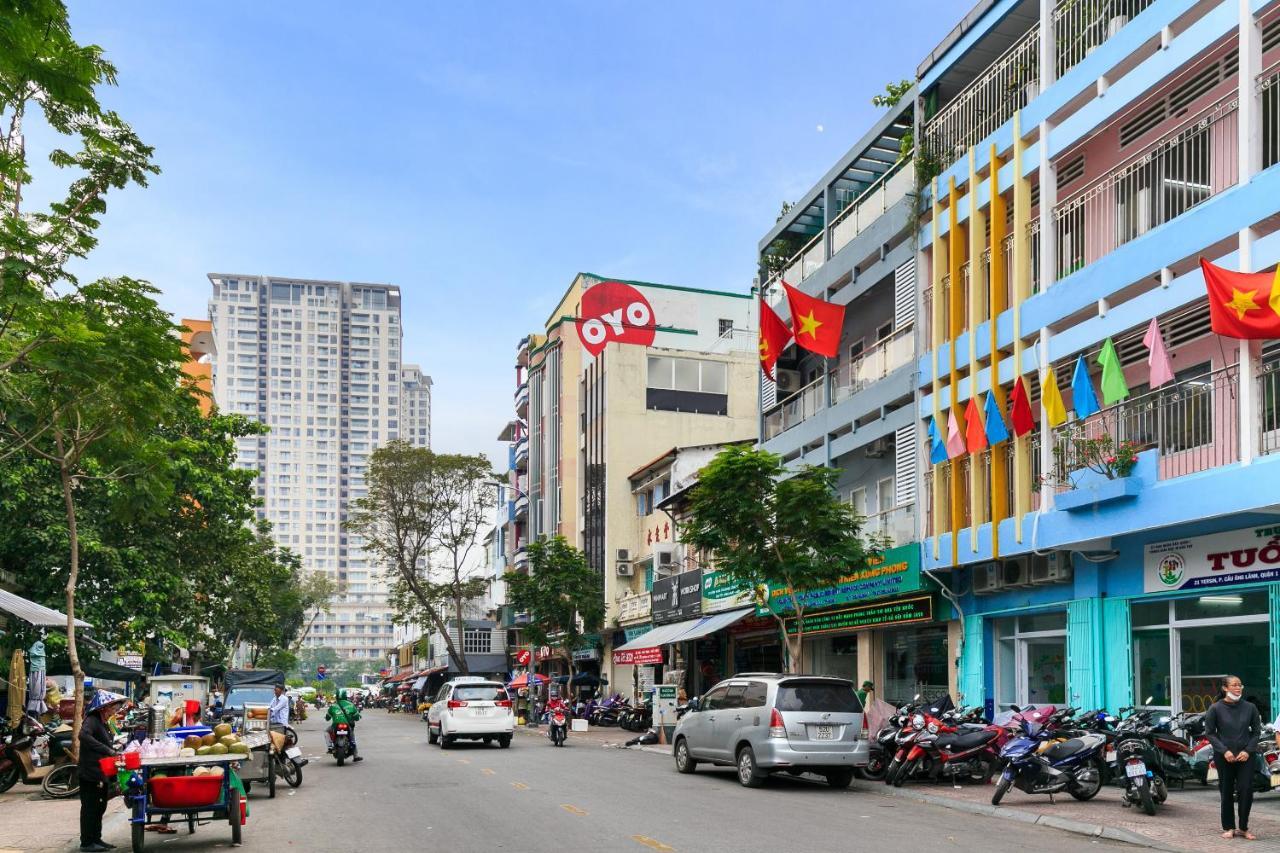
(1096, 337, 1129, 405)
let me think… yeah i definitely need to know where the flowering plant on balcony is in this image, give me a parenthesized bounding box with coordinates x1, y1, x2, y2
(1053, 428, 1141, 482)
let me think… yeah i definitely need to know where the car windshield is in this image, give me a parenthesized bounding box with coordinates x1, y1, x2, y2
(454, 685, 506, 702)
(225, 687, 276, 708)
(775, 680, 862, 713)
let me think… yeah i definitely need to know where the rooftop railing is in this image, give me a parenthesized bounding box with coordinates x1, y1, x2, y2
(1053, 0, 1155, 79)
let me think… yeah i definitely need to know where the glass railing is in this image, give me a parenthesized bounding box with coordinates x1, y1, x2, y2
(863, 504, 917, 547)
(832, 326, 915, 402)
(828, 160, 914, 256)
(762, 375, 827, 440)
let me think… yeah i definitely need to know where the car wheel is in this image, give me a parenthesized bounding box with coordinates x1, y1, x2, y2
(825, 768, 855, 789)
(498, 735, 512, 749)
(736, 745, 767, 788)
(428, 726, 438, 745)
(440, 734, 453, 750)
(674, 738, 697, 774)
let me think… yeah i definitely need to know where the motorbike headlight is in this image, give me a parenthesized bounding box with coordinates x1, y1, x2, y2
(927, 722, 939, 734)
(912, 714, 925, 729)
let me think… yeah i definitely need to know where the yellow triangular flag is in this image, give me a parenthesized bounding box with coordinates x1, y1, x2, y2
(1270, 264, 1280, 318)
(1042, 368, 1067, 427)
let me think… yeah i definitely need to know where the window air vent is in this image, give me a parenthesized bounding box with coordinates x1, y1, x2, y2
(1120, 102, 1167, 148)
(1221, 49, 1239, 81)
(1110, 302, 1211, 368)
(1265, 18, 1280, 53)
(1030, 181, 1040, 209)
(1168, 65, 1221, 114)
(1057, 155, 1085, 191)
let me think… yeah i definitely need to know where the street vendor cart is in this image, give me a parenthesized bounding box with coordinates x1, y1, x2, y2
(123, 752, 246, 851)
(234, 703, 303, 795)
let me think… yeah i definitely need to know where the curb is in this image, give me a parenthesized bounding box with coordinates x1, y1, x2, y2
(852, 781, 1187, 852)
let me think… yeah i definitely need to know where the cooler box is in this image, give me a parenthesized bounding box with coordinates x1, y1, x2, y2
(571, 719, 589, 732)
(148, 775, 223, 809)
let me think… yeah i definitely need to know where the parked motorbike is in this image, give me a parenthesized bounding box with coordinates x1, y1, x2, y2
(329, 722, 353, 766)
(992, 705, 1106, 805)
(549, 708, 569, 747)
(884, 695, 958, 787)
(0, 714, 79, 798)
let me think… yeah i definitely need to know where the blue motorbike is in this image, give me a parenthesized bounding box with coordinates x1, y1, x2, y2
(992, 705, 1107, 806)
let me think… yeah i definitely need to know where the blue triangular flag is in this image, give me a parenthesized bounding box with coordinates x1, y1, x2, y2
(1071, 355, 1100, 419)
(983, 392, 1010, 446)
(927, 416, 948, 464)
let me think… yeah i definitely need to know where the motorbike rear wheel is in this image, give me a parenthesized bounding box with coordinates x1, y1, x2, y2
(1135, 781, 1156, 816)
(280, 757, 302, 788)
(861, 753, 888, 782)
(992, 775, 1013, 805)
(892, 758, 918, 788)
(0, 764, 18, 794)
(1069, 758, 1104, 801)
(883, 758, 900, 786)
(41, 763, 79, 798)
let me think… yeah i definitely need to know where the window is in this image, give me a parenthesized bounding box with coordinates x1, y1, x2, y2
(699, 685, 729, 711)
(463, 629, 491, 654)
(453, 684, 507, 702)
(742, 681, 768, 708)
(876, 322, 893, 342)
(722, 684, 747, 710)
(717, 318, 734, 337)
(646, 356, 729, 414)
(848, 339, 865, 361)
(775, 680, 861, 713)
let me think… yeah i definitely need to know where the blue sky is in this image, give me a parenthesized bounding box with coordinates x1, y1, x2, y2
(58, 1, 960, 462)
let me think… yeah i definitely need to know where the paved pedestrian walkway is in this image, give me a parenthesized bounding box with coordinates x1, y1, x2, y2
(0, 786, 128, 853)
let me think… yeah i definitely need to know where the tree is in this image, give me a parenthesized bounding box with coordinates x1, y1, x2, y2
(680, 445, 874, 674)
(872, 79, 913, 109)
(502, 537, 604, 688)
(347, 442, 495, 674)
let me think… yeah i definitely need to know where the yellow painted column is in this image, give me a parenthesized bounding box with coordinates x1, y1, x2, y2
(947, 177, 966, 567)
(930, 178, 946, 561)
(1011, 112, 1031, 541)
(967, 152, 986, 550)
(988, 143, 1008, 558)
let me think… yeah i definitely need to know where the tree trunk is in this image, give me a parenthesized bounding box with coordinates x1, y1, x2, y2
(59, 454, 84, 759)
(784, 631, 804, 675)
(454, 595, 469, 675)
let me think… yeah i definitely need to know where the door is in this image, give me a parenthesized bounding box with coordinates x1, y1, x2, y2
(1018, 638, 1067, 706)
(683, 684, 726, 760)
(709, 683, 748, 762)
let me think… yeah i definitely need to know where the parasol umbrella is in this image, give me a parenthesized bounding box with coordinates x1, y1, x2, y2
(6, 649, 25, 727)
(25, 639, 47, 717)
(507, 673, 545, 689)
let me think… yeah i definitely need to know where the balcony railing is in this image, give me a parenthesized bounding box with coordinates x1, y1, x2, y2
(763, 375, 826, 440)
(617, 591, 651, 624)
(864, 503, 916, 547)
(1261, 359, 1280, 456)
(923, 24, 1040, 173)
(1048, 364, 1240, 488)
(1054, 95, 1238, 278)
(514, 381, 530, 414)
(828, 159, 914, 256)
(1053, 0, 1155, 79)
(833, 325, 915, 403)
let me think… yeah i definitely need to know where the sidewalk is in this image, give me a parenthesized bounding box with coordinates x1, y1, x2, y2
(0, 787, 129, 853)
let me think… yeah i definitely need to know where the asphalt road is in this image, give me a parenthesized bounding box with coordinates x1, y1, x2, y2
(103, 709, 1125, 852)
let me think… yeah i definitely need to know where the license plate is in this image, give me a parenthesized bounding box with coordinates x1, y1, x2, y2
(473, 708, 490, 716)
(815, 725, 834, 740)
(285, 747, 301, 759)
(1105, 750, 1116, 763)
(1125, 762, 1147, 778)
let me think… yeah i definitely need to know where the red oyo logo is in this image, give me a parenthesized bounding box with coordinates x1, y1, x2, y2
(575, 281, 656, 356)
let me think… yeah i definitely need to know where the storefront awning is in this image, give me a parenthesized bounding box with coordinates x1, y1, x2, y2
(614, 618, 701, 653)
(668, 607, 755, 644)
(0, 588, 91, 628)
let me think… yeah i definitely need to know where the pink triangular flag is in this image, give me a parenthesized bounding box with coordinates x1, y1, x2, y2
(945, 409, 967, 459)
(1143, 317, 1174, 388)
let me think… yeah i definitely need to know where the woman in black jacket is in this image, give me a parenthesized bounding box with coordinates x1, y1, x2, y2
(77, 690, 125, 852)
(1204, 674, 1262, 841)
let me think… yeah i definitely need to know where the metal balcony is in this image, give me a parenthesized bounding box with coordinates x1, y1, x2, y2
(514, 381, 529, 417)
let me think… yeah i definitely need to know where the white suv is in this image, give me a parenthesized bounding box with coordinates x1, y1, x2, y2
(427, 678, 514, 749)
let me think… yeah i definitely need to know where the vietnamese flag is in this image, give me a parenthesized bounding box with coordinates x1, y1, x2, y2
(783, 281, 845, 358)
(1008, 375, 1035, 437)
(1200, 257, 1280, 339)
(758, 294, 792, 381)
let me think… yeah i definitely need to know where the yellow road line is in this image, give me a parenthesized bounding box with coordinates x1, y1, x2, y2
(560, 804, 588, 816)
(632, 836, 675, 852)
(455, 758, 470, 764)
(481, 768, 495, 776)
(511, 781, 529, 790)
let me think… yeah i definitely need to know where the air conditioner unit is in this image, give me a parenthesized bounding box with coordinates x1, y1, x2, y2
(972, 562, 1002, 595)
(616, 548, 631, 562)
(653, 544, 678, 574)
(775, 369, 803, 393)
(864, 438, 891, 458)
(1031, 551, 1073, 585)
(615, 562, 634, 577)
(1001, 556, 1031, 588)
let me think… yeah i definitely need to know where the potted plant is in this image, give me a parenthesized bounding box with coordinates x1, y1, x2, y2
(1050, 428, 1145, 511)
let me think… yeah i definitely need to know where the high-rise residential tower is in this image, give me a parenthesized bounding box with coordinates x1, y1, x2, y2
(206, 274, 429, 662)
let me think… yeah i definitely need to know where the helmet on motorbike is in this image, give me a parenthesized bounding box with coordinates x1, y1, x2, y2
(85, 690, 126, 715)
(336, 689, 347, 701)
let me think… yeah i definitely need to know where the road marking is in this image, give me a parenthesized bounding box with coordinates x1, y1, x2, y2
(560, 803, 588, 816)
(455, 758, 471, 764)
(511, 781, 529, 790)
(632, 837, 675, 852)
(481, 768, 495, 775)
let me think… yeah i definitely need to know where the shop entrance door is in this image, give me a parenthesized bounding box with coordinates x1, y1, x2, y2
(1017, 638, 1067, 707)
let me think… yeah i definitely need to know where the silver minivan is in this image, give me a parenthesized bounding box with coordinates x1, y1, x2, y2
(672, 673, 868, 788)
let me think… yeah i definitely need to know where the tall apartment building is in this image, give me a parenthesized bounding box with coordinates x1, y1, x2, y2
(206, 274, 430, 662)
(497, 274, 760, 683)
(915, 0, 1280, 720)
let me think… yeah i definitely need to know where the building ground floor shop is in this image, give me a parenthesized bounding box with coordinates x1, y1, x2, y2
(952, 515, 1280, 719)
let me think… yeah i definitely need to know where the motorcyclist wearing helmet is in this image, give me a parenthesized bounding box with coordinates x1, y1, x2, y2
(78, 690, 125, 851)
(325, 689, 363, 761)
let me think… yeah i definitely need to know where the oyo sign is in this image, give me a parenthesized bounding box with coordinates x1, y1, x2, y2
(515, 649, 532, 666)
(576, 281, 656, 356)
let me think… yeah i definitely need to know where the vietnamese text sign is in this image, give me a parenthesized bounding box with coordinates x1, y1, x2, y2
(612, 647, 664, 666)
(1145, 524, 1280, 593)
(701, 569, 754, 614)
(763, 543, 922, 615)
(784, 595, 933, 636)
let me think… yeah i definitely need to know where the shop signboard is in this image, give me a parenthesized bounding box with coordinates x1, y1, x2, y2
(623, 624, 652, 642)
(762, 543, 923, 615)
(612, 647, 664, 665)
(700, 569, 755, 614)
(1144, 523, 1280, 593)
(784, 594, 933, 637)
(651, 569, 702, 624)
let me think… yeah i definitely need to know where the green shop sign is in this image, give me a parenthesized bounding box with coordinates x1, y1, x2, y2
(762, 543, 922, 615)
(701, 570, 754, 613)
(784, 594, 934, 636)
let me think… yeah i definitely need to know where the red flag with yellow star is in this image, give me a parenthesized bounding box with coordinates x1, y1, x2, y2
(1200, 257, 1280, 339)
(782, 281, 845, 358)
(758, 294, 791, 380)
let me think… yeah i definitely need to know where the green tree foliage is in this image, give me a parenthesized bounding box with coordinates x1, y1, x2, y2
(680, 446, 874, 673)
(872, 79, 913, 109)
(502, 537, 604, 685)
(347, 442, 495, 674)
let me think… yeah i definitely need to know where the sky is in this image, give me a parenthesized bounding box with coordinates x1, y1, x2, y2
(54, 1, 962, 464)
